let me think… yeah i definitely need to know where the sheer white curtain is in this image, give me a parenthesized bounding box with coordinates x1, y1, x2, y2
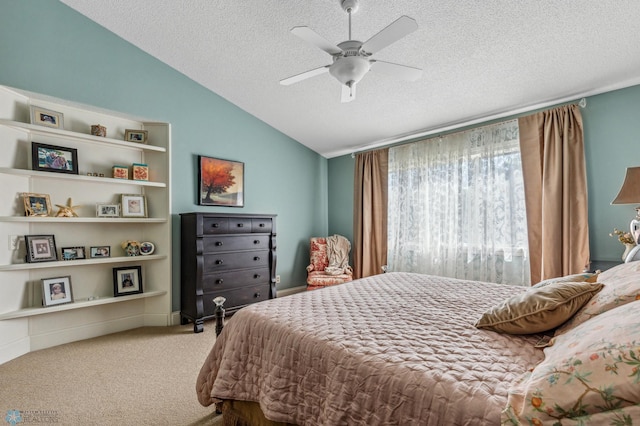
(387, 120, 530, 286)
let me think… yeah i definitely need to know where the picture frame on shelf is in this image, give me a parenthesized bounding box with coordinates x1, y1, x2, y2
(31, 142, 78, 175)
(22, 192, 52, 217)
(121, 194, 147, 218)
(96, 203, 120, 218)
(124, 129, 148, 144)
(42, 276, 73, 307)
(90, 246, 111, 258)
(30, 105, 64, 130)
(113, 266, 143, 297)
(198, 155, 244, 207)
(61, 246, 86, 261)
(25, 235, 58, 263)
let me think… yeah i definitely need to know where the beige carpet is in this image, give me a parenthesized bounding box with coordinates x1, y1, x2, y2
(0, 324, 223, 425)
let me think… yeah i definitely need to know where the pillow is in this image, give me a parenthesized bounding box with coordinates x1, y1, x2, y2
(530, 272, 597, 289)
(502, 300, 640, 424)
(554, 261, 640, 335)
(475, 281, 604, 334)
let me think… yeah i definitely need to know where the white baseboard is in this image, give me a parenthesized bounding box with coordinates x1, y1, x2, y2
(0, 336, 29, 365)
(278, 285, 306, 297)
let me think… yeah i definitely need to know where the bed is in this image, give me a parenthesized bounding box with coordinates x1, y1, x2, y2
(196, 268, 640, 425)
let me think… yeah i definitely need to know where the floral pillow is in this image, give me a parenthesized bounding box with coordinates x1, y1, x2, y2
(554, 261, 640, 335)
(502, 300, 640, 425)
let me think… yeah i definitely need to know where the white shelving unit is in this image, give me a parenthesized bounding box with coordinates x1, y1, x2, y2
(0, 85, 172, 364)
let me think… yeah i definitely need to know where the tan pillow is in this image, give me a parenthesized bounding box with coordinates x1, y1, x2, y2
(475, 281, 604, 334)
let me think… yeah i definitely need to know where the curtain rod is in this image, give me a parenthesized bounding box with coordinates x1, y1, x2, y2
(349, 97, 587, 158)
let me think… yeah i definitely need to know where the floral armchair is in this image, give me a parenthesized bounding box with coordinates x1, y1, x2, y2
(306, 235, 353, 291)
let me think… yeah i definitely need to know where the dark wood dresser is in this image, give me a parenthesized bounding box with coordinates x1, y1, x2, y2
(180, 212, 277, 332)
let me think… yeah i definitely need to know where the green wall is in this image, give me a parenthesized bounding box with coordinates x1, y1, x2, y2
(0, 1, 328, 311)
(328, 85, 640, 266)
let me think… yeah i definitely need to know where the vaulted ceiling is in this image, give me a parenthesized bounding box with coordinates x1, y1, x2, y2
(61, 0, 640, 158)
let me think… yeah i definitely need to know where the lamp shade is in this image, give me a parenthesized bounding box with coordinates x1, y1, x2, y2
(611, 167, 640, 204)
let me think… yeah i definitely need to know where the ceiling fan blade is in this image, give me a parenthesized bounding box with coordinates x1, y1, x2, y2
(361, 16, 418, 55)
(341, 83, 356, 103)
(280, 65, 330, 86)
(291, 26, 343, 55)
(370, 60, 422, 81)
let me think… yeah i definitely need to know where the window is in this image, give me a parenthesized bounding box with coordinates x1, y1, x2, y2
(387, 120, 530, 285)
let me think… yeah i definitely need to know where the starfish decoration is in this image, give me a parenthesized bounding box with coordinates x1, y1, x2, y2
(55, 198, 81, 217)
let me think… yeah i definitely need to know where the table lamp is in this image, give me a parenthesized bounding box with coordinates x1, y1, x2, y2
(611, 166, 640, 244)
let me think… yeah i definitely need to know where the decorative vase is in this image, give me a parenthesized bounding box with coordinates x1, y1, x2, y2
(125, 243, 140, 256)
(622, 243, 636, 261)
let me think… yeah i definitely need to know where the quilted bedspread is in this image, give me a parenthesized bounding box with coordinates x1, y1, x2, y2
(196, 272, 545, 425)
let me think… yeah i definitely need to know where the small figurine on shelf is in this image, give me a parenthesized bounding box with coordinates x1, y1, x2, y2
(121, 240, 141, 256)
(91, 124, 107, 137)
(55, 198, 80, 217)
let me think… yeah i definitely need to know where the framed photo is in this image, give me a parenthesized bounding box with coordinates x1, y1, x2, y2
(90, 246, 111, 258)
(25, 235, 58, 263)
(124, 129, 148, 144)
(61, 246, 86, 261)
(113, 266, 143, 296)
(198, 155, 244, 207)
(121, 194, 147, 218)
(30, 105, 64, 130)
(22, 192, 52, 217)
(42, 276, 73, 307)
(96, 203, 120, 218)
(32, 142, 78, 174)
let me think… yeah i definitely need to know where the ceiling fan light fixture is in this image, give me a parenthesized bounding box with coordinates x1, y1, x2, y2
(329, 56, 371, 86)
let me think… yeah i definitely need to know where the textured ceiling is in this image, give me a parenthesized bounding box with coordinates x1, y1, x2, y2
(61, 0, 640, 158)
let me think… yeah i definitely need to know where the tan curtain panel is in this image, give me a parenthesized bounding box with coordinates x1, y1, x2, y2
(518, 104, 590, 284)
(353, 149, 388, 279)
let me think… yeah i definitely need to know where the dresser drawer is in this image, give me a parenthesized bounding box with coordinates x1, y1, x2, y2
(203, 250, 269, 273)
(202, 268, 270, 292)
(252, 218, 273, 233)
(203, 235, 270, 253)
(204, 284, 270, 313)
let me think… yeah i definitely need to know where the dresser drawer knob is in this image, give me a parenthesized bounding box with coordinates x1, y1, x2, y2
(216, 279, 224, 284)
(237, 223, 244, 228)
(215, 241, 223, 246)
(253, 240, 260, 244)
(254, 292, 261, 298)
(253, 256, 260, 261)
(215, 259, 224, 265)
(212, 223, 220, 228)
(254, 274, 261, 279)
(259, 223, 265, 227)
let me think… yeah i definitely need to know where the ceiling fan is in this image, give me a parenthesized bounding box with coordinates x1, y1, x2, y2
(280, 0, 422, 103)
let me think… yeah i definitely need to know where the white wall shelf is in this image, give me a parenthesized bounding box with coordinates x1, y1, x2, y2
(0, 84, 172, 365)
(0, 167, 166, 187)
(0, 254, 167, 271)
(0, 118, 166, 153)
(0, 290, 167, 320)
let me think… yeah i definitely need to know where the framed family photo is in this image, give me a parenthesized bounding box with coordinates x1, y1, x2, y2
(121, 194, 147, 218)
(22, 192, 52, 217)
(124, 129, 148, 144)
(25, 235, 58, 263)
(90, 246, 111, 258)
(61, 246, 86, 261)
(30, 105, 64, 130)
(198, 155, 244, 207)
(96, 203, 120, 218)
(32, 142, 78, 174)
(113, 266, 143, 296)
(42, 276, 73, 307)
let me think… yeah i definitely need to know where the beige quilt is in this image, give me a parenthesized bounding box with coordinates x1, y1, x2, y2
(197, 272, 545, 425)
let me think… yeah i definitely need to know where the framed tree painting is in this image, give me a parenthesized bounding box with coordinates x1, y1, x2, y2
(198, 155, 244, 207)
